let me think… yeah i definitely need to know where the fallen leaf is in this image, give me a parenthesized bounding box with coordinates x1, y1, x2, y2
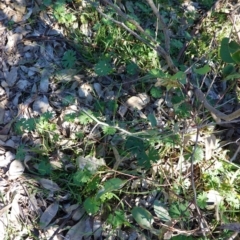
(33, 96, 52, 114)
(8, 160, 25, 179)
(126, 93, 150, 110)
(40, 202, 59, 229)
(5, 33, 22, 52)
(39, 179, 60, 192)
(66, 215, 91, 240)
(219, 223, 240, 232)
(4, 66, 18, 87)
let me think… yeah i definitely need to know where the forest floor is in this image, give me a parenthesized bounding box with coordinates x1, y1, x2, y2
(0, 0, 240, 239)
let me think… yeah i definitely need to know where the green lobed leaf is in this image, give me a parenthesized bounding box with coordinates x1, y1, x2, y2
(94, 60, 113, 76)
(173, 102, 191, 118)
(170, 71, 186, 81)
(38, 161, 52, 175)
(64, 113, 77, 122)
(192, 146, 204, 163)
(14, 118, 36, 134)
(78, 112, 94, 125)
(197, 192, 208, 209)
(169, 202, 190, 219)
(126, 62, 139, 75)
(15, 145, 26, 161)
(107, 210, 128, 228)
(147, 69, 166, 78)
(125, 136, 145, 154)
(102, 126, 117, 135)
(150, 86, 162, 98)
(73, 169, 92, 187)
(62, 50, 76, 68)
(83, 197, 100, 215)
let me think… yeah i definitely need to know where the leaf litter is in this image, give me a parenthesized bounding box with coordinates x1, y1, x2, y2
(0, 0, 239, 239)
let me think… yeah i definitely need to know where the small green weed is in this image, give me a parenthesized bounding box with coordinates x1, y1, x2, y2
(62, 50, 77, 68)
(12, 0, 240, 238)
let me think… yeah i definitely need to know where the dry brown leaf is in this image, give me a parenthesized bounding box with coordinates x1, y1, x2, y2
(8, 160, 25, 179)
(126, 93, 150, 110)
(0, 151, 15, 167)
(72, 207, 85, 221)
(33, 95, 53, 114)
(0, 204, 12, 217)
(39, 201, 59, 229)
(39, 178, 60, 192)
(5, 33, 22, 52)
(65, 215, 91, 240)
(205, 134, 217, 160)
(10, 193, 23, 224)
(4, 66, 18, 87)
(39, 70, 50, 93)
(219, 223, 240, 232)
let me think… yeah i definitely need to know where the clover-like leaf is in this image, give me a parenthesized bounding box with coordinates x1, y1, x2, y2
(126, 62, 138, 75)
(62, 50, 76, 68)
(83, 197, 100, 215)
(94, 60, 113, 76)
(102, 126, 117, 135)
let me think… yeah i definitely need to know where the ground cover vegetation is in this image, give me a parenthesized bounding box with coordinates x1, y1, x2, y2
(0, 0, 240, 239)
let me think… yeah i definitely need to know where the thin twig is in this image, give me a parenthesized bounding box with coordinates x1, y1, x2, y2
(145, 0, 170, 53)
(228, 15, 240, 43)
(190, 126, 210, 236)
(81, 109, 136, 136)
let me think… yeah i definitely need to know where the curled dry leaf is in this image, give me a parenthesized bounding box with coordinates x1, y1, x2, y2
(219, 223, 240, 232)
(80, 23, 92, 37)
(64, 203, 79, 215)
(93, 83, 103, 98)
(126, 93, 150, 110)
(206, 190, 223, 210)
(93, 218, 102, 240)
(0, 151, 15, 167)
(118, 105, 128, 118)
(8, 160, 25, 179)
(33, 95, 53, 114)
(72, 207, 86, 221)
(205, 134, 217, 160)
(77, 156, 106, 173)
(78, 83, 93, 103)
(39, 201, 59, 229)
(39, 70, 50, 93)
(66, 215, 92, 240)
(10, 193, 23, 225)
(16, 79, 30, 90)
(4, 66, 18, 87)
(5, 33, 22, 52)
(39, 178, 60, 192)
